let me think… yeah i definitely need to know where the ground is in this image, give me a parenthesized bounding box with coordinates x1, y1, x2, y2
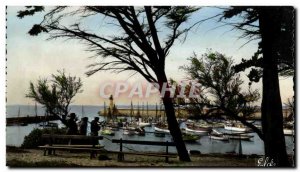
(6, 147, 260, 167)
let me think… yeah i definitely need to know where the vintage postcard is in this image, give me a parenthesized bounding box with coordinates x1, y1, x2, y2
(6, 6, 295, 167)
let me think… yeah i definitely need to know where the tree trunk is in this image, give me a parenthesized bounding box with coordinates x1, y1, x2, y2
(259, 8, 290, 166)
(157, 72, 191, 162)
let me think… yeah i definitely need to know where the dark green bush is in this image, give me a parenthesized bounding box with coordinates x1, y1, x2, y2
(21, 128, 67, 148)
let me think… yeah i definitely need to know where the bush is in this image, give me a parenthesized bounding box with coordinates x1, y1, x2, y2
(21, 128, 67, 149)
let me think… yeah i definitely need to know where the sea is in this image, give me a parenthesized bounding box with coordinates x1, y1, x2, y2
(6, 105, 294, 155)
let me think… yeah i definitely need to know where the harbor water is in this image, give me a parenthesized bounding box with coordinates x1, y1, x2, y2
(6, 105, 294, 155)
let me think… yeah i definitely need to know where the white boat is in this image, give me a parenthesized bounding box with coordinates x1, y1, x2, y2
(224, 124, 247, 132)
(284, 129, 294, 136)
(185, 127, 210, 135)
(154, 126, 170, 133)
(138, 122, 151, 127)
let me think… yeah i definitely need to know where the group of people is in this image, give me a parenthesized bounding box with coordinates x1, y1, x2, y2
(66, 113, 101, 136)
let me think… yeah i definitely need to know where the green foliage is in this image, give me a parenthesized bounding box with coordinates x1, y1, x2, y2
(221, 7, 295, 81)
(28, 24, 48, 36)
(21, 128, 67, 149)
(17, 6, 44, 18)
(181, 51, 260, 119)
(26, 70, 82, 126)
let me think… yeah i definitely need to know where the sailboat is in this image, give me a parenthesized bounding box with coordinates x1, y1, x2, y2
(18, 106, 28, 126)
(137, 102, 151, 127)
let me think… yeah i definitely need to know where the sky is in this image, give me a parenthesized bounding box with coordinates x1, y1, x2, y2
(6, 6, 294, 106)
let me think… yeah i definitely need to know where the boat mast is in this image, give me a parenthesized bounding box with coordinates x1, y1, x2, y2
(81, 105, 84, 118)
(146, 102, 149, 121)
(130, 101, 133, 122)
(155, 103, 158, 123)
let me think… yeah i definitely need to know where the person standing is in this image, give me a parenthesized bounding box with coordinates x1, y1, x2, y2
(79, 117, 88, 135)
(66, 113, 78, 135)
(90, 117, 101, 136)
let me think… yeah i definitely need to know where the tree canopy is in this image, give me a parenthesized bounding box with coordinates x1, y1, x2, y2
(26, 70, 83, 126)
(181, 51, 262, 138)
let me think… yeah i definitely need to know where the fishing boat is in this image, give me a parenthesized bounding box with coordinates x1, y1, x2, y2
(154, 131, 166, 137)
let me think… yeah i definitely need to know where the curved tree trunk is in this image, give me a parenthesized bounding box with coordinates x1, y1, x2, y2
(157, 72, 191, 162)
(259, 8, 290, 167)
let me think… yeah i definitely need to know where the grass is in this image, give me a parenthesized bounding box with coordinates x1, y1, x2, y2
(7, 159, 82, 167)
(6, 147, 265, 167)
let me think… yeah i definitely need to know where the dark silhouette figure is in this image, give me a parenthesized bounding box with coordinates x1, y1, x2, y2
(79, 117, 88, 135)
(66, 113, 78, 135)
(90, 117, 100, 136)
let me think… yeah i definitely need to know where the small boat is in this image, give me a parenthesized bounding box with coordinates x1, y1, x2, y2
(223, 133, 254, 141)
(154, 131, 166, 137)
(224, 123, 248, 132)
(284, 129, 294, 136)
(154, 126, 170, 133)
(100, 129, 115, 136)
(138, 122, 151, 127)
(184, 127, 211, 135)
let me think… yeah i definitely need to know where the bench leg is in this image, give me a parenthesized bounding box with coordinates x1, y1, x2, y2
(44, 149, 47, 156)
(117, 153, 124, 161)
(90, 151, 97, 159)
(165, 156, 169, 163)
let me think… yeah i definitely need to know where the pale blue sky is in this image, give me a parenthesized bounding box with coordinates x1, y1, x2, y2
(6, 6, 293, 105)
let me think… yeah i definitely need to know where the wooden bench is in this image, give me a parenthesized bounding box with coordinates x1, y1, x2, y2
(39, 134, 104, 159)
(112, 138, 177, 163)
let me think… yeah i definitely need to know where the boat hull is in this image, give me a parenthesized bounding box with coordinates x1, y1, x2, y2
(224, 125, 247, 132)
(185, 127, 210, 135)
(154, 127, 170, 133)
(209, 135, 229, 141)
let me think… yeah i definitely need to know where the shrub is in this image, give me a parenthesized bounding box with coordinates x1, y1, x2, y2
(21, 128, 67, 148)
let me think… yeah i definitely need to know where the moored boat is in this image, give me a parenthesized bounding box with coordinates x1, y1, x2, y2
(154, 126, 170, 133)
(184, 124, 212, 135)
(224, 123, 248, 132)
(138, 122, 151, 127)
